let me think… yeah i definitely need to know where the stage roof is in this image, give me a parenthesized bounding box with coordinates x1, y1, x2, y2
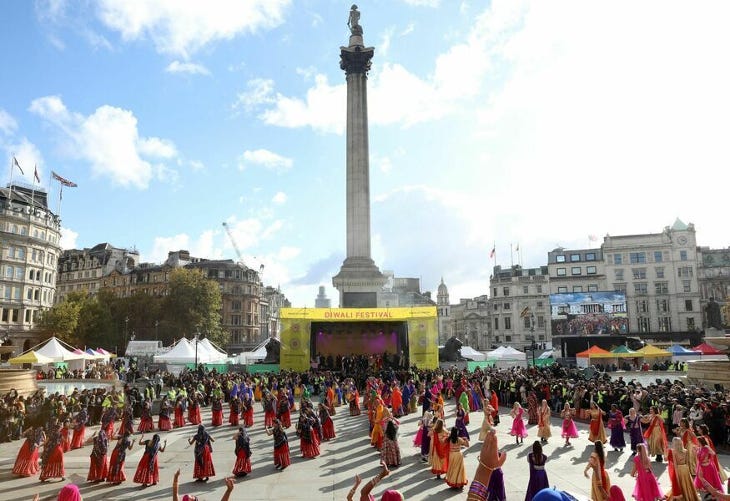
(280, 306, 437, 321)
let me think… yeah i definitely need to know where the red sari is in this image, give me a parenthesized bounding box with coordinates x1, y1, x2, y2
(12, 437, 40, 477)
(174, 403, 186, 428)
(133, 440, 161, 486)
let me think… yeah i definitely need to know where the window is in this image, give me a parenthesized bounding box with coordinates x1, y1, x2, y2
(573, 286, 583, 293)
(654, 251, 663, 263)
(570, 254, 581, 262)
(571, 267, 581, 276)
(687, 318, 695, 330)
(493, 303, 499, 311)
(232, 300, 242, 311)
(614, 254, 623, 264)
(636, 300, 649, 313)
(493, 288, 497, 297)
(557, 268, 566, 276)
(638, 317, 651, 332)
(504, 317, 511, 329)
(585, 253, 596, 261)
(11, 309, 18, 322)
(682, 280, 691, 293)
(523, 286, 529, 294)
(634, 283, 648, 295)
(26, 289, 32, 300)
(505, 335, 512, 342)
(680, 250, 688, 261)
(655, 267, 665, 279)
(655, 282, 669, 294)
(685, 300, 693, 311)
(588, 284, 598, 292)
(678, 266, 693, 278)
(536, 285, 542, 293)
(630, 252, 646, 264)
(1, 309, 6, 321)
(494, 318, 499, 329)
(503, 303, 511, 310)
(614, 269, 624, 280)
(231, 315, 241, 325)
(537, 316, 545, 328)
(13, 287, 20, 300)
(523, 317, 531, 328)
(557, 286, 568, 293)
(587, 266, 597, 275)
(656, 299, 669, 313)
(658, 317, 672, 332)
(536, 301, 543, 308)
(556, 255, 566, 263)
(24, 310, 30, 323)
(632, 268, 647, 280)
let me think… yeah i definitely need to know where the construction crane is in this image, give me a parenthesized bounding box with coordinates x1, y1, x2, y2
(222, 222, 246, 267)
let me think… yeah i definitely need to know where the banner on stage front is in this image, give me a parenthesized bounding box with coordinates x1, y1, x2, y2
(280, 319, 310, 372)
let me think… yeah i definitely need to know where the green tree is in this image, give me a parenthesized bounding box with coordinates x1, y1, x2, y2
(37, 291, 87, 345)
(163, 268, 225, 347)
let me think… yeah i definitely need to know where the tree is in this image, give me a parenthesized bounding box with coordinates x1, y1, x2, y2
(163, 268, 225, 347)
(37, 291, 87, 345)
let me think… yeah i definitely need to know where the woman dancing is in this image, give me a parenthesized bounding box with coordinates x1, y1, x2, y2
(607, 404, 626, 452)
(133, 434, 166, 487)
(232, 427, 252, 478)
(630, 443, 663, 501)
(587, 402, 607, 444)
(429, 418, 450, 480)
(510, 402, 528, 445)
(537, 399, 552, 445)
(106, 432, 134, 484)
(266, 418, 290, 470)
(583, 441, 611, 501)
(12, 426, 44, 477)
(525, 440, 550, 501)
(560, 402, 579, 447)
(445, 427, 469, 489)
(86, 429, 109, 482)
(189, 424, 216, 482)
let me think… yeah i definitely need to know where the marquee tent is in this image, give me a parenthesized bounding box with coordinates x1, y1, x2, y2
(611, 345, 638, 357)
(85, 348, 109, 360)
(575, 345, 611, 368)
(8, 350, 54, 365)
(153, 338, 198, 364)
(35, 337, 84, 362)
(460, 346, 486, 361)
(197, 338, 228, 362)
(485, 346, 527, 368)
(692, 343, 727, 360)
(636, 344, 671, 358)
(95, 348, 116, 358)
(239, 345, 268, 365)
(667, 344, 701, 362)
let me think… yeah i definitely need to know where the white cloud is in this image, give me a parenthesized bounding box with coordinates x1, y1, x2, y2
(379, 26, 395, 57)
(189, 160, 205, 171)
(233, 78, 276, 113)
(59, 226, 79, 250)
(147, 230, 220, 264)
(238, 149, 292, 172)
(165, 60, 211, 76)
(402, 0, 440, 6)
(271, 191, 287, 204)
(0, 109, 18, 136)
(29, 95, 180, 189)
(400, 23, 415, 36)
(95, 0, 291, 58)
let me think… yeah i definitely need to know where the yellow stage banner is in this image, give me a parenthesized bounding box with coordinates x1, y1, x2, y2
(280, 319, 310, 372)
(407, 317, 439, 369)
(280, 306, 437, 321)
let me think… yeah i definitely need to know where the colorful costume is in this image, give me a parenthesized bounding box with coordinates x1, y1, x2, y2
(510, 406, 528, 439)
(445, 438, 469, 489)
(232, 429, 252, 477)
(133, 435, 161, 486)
(525, 452, 549, 501)
(192, 425, 216, 480)
(87, 430, 109, 482)
(631, 455, 663, 501)
(106, 435, 132, 484)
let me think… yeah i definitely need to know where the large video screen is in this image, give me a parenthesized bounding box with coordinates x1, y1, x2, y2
(549, 291, 628, 336)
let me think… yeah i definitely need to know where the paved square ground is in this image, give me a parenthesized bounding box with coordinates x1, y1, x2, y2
(1, 399, 728, 500)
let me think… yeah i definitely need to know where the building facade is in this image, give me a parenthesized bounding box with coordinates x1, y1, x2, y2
(489, 265, 550, 352)
(448, 295, 490, 350)
(602, 219, 701, 335)
(0, 184, 62, 355)
(547, 248, 606, 294)
(436, 278, 450, 344)
(697, 246, 730, 328)
(314, 285, 331, 308)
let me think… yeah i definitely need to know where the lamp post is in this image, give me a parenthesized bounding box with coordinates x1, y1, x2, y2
(194, 330, 199, 369)
(530, 314, 536, 367)
(123, 316, 129, 356)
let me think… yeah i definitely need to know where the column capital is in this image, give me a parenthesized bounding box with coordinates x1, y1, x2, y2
(340, 46, 374, 76)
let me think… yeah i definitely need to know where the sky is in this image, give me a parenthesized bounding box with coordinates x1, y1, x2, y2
(1, 0, 729, 308)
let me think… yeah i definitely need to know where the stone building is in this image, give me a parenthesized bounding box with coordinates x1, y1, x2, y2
(489, 265, 550, 352)
(314, 285, 331, 308)
(56, 243, 138, 302)
(0, 183, 62, 355)
(436, 278, 450, 344)
(697, 246, 730, 328)
(602, 219, 701, 335)
(447, 294, 490, 350)
(547, 248, 606, 294)
(263, 285, 290, 340)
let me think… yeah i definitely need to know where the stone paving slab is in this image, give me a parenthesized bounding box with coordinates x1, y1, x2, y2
(0, 400, 728, 500)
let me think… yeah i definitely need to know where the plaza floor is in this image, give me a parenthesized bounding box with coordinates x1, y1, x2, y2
(0, 399, 728, 501)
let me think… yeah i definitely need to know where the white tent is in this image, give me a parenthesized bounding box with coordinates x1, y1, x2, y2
(197, 338, 228, 362)
(239, 346, 268, 365)
(35, 337, 84, 362)
(153, 338, 198, 364)
(487, 346, 527, 361)
(460, 346, 486, 361)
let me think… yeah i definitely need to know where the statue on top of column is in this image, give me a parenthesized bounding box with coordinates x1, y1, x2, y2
(348, 4, 363, 36)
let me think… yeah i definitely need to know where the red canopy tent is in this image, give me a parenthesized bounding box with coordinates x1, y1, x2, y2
(693, 343, 724, 355)
(576, 345, 612, 357)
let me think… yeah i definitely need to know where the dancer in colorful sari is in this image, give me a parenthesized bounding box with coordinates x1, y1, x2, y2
(87, 429, 109, 482)
(12, 426, 44, 477)
(625, 407, 644, 455)
(584, 441, 611, 501)
(232, 427, 252, 477)
(158, 397, 172, 431)
(459, 388, 471, 425)
(370, 397, 385, 450)
(117, 405, 134, 437)
(297, 411, 320, 459)
(381, 420, 401, 468)
(588, 402, 607, 444)
(641, 406, 667, 463)
(666, 437, 699, 500)
(60, 420, 71, 452)
(510, 402, 528, 444)
(455, 402, 470, 440)
(694, 436, 723, 495)
(607, 404, 626, 452)
(40, 421, 65, 482)
(429, 418, 450, 480)
(106, 432, 134, 484)
(138, 400, 154, 433)
(676, 418, 698, 476)
(560, 402, 579, 447)
(266, 419, 290, 470)
(242, 395, 254, 427)
(174, 396, 186, 428)
(525, 440, 550, 501)
(537, 399, 552, 444)
(527, 391, 539, 425)
(445, 427, 469, 489)
(419, 410, 434, 462)
(70, 407, 87, 450)
(189, 424, 216, 482)
(133, 434, 166, 487)
(263, 392, 277, 428)
(697, 423, 728, 484)
(229, 396, 241, 427)
(211, 395, 224, 427)
(188, 394, 202, 425)
(630, 443, 663, 501)
(349, 386, 361, 416)
(278, 393, 292, 429)
(319, 402, 336, 441)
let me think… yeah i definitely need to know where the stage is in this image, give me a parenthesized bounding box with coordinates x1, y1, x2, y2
(279, 307, 438, 371)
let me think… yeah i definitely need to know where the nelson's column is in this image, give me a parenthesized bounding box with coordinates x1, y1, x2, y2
(332, 5, 387, 308)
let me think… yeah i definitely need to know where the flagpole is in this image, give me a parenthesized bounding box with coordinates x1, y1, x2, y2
(8, 157, 14, 207)
(510, 243, 514, 267)
(30, 165, 36, 209)
(57, 185, 63, 216)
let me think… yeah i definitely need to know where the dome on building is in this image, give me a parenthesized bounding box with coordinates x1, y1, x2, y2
(437, 277, 448, 295)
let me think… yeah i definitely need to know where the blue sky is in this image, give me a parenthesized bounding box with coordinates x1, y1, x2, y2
(1, 0, 729, 308)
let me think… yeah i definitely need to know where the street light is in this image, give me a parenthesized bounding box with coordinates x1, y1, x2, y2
(194, 330, 199, 369)
(530, 314, 536, 367)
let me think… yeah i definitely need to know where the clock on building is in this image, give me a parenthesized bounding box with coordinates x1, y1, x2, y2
(677, 236, 688, 245)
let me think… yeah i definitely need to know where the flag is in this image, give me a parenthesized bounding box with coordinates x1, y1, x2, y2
(520, 306, 531, 318)
(33, 165, 40, 183)
(12, 156, 24, 175)
(588, 234, 598, 242)
(515, 243, 520, 252)
(489, 246, 495, 259)
(52, 171, 78, 187)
